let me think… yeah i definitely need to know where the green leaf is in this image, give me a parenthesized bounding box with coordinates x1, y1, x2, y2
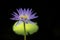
(13, 21, 39, 35)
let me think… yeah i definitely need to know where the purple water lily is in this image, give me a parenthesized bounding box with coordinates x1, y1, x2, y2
(10, 8, 38, 23)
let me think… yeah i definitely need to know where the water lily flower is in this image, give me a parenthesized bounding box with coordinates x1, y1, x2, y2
(10, 8, 38, 23)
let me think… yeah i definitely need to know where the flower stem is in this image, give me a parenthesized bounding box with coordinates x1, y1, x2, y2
(23, 21, 26, 40)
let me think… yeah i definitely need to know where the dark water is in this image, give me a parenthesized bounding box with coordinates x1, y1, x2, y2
(0, 0, 57, 40)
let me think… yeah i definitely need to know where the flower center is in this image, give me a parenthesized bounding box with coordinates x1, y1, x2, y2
(20, 15, 28, 20)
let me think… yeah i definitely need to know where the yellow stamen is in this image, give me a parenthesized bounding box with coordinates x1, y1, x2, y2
(20, 15, 28, 19)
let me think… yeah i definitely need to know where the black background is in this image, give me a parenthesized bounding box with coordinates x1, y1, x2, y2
(0, 0, 57, 40)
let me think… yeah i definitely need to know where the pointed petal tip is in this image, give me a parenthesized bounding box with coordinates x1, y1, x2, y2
(10, 18, 13, 20)
(30, 8, 32, 11)
(27, 8, 30, 10)
(10, 18, 19, 20)
(16, 9, 19, 11)
(10, 18, 14, 20)
(34, 16, 38, 18)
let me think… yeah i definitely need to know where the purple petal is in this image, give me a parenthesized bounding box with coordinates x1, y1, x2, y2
(13, 12, 18, 15)
(28, 9, 33, 15)
(12, 12, 19, 17)
(10, 18, 19, 20)
(29, 16, 38, 19)
(32, 16, 38, 19)
(26, 8, 31, 14)
(23, 8, 26, 14)
(27, 8, 29, 12)
(29, 9, 33, 14)
(25, 9, 32, 16)
(30, 9, 32, 12)
(24, 8, 26, 12)
(31, 13, 37, 16)
(16, 8, 23, 15)
(10, 8, 38, 21)
(29, 13, 37, 19)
